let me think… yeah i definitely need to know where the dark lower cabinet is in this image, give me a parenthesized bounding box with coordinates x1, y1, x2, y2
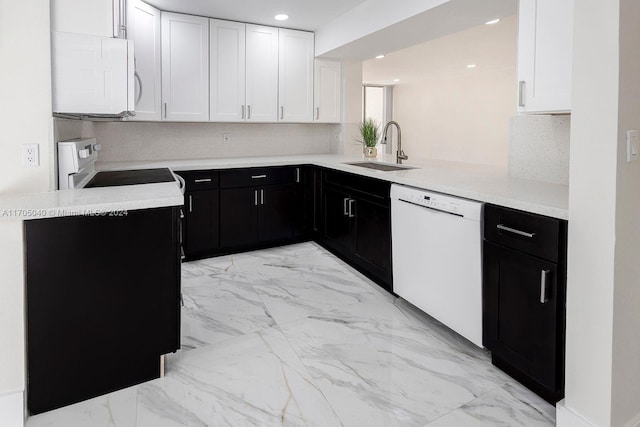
(322, 185, 352, 258)
(320, 176, 393, 292)
(483, 204, 567, 403)
(220, 187, 258, 248)
(258, 184, 294, 243)
(184, 190, 219, 257)
(25, 207, 181, 415)
(351, 196, 392, 286)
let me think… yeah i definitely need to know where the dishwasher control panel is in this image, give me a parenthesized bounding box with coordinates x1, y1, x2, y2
(390, 184, 482, 220)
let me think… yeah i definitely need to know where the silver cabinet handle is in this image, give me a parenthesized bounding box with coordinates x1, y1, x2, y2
(188, 195, 193, 213)
(315, 107, 320, 120)
(280, 106, 284, 120)
(295, 167, 300, 183)
(251, 174, 267, 179)
(194, 178, 212, 183)
(348, 199, 356, 218)
(164, 102, 168, 119)
(241, 105, 245, 120)
(260, 189, 264, 205)
(343, 198, 350, 216)
(496, 224, 535, 238)
(540, 270, 550, 303)
(247, 105, 251, 119)
(180, 247, 186, 261)
(518, 81, 525, 107)
(179, 209, 185, 219)
(254, 190, 258, 206)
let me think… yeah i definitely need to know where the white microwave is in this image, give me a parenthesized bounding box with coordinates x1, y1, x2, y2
(51, 32, 135, 118)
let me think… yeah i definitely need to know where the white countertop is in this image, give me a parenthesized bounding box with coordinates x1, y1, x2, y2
(97, 154, 569, 220)
(0, 154, 568, 221)
(0, 182, 183, 221)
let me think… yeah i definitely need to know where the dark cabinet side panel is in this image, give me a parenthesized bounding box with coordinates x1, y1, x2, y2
(25, 207, 180, 414)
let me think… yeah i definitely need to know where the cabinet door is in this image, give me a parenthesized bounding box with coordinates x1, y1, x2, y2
(314, 59, 342, 123)
(51, 0, 119, 38)
(278, 29, 314, 123)
(352, 196, 392, 289)
(517, 0, 574, 113)
(483, 242, 559, 390)
(245, 25, 279, 122)
(322, 186, 352, 258)
(258, 185, 294, 243)
(161, 12, 209, 121)
(184, 190, 219, 257)
(210, 19, 246, 122)
(128, 0, 162, 121)
(220, 187, 258, 248)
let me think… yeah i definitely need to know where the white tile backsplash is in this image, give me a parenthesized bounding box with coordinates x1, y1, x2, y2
(90, 122, 340, 162)
(509, 115, 571, 185)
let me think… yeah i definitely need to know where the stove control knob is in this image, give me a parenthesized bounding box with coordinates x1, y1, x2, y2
(78, 149, 90, 159)
(93, 144, 102, 151)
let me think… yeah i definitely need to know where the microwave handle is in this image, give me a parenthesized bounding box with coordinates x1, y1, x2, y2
(126, 40, 135, 113)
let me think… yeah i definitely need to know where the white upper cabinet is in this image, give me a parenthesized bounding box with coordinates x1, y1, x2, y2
(517, 0, 574, 113)
(51, 0, 125, 38)
(245, 25, 279, 122)
(161, 12, 209, 121)
(210, 19, 246, 122)
(127, 0, 161, 121)
(314, 59, 342, 123)
(278, 29, 315, 123)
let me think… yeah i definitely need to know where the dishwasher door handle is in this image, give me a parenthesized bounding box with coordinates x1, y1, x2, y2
(343, 198, 350, 216)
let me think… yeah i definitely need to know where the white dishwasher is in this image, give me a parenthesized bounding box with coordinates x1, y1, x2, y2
(391, 184, 483, 347)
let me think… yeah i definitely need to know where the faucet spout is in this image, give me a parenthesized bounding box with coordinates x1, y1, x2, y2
(382, 121, 408, 164)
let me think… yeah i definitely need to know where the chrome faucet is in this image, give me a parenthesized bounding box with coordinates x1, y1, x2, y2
(382, 121, 408, 164)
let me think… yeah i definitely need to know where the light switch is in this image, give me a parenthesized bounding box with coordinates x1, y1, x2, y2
(627, 130, 639, 162)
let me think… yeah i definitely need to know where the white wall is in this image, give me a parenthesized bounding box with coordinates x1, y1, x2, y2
(363, 16, 517, 167)
(0, 0, 54, 194)
(0, 1, 53, 425)
(89, 122, 339, 163)
(611, 0, 640, 424)
(561, 0, 640, 426)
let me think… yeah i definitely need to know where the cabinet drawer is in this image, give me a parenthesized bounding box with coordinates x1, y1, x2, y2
(220, 167, 294, 188)
(323, 169, 390, 201)
(484, 204, 561, 262)
(176, 171, 219, 190)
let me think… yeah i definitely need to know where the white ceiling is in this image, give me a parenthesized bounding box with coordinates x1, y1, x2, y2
(143, 0, 369, 31)
(363, 14, 518, 85)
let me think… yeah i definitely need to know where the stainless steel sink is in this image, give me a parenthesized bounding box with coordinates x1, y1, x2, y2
(345, 161, 417, 172)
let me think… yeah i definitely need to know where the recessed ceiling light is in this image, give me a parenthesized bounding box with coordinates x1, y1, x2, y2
(393, 79, 400, 82)
(274, 14, 289, 21)
(485, 18, 501, 25)
(466, 64, 477, 69)
(375, 55, 385, 59)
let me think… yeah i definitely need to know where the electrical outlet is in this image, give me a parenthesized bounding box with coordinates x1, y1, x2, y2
(334, 133, 343, 142)
(223, 133, 231, 144)
(22, 143, 39, 167)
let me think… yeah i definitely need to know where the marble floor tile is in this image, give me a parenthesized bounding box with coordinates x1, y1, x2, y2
(25, 386, 137, 427)
(425, 382, 555, 427)
(138, 327, 343, 427)
(278, 311, 513, 427)
(180, 274, 275, 350)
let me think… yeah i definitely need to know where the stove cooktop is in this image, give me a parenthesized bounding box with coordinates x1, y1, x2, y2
(84, 168, 176, 188)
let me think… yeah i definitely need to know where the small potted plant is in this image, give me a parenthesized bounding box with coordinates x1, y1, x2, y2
(359, 118, 380, 158)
